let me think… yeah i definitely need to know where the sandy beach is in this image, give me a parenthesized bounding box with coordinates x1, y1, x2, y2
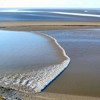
(1, 87, 100, 100)
(0, 21, 100, 31)
(0, 21, 100, 100)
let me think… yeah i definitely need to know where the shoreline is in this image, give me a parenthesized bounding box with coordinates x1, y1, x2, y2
(0, 21, 100, 99)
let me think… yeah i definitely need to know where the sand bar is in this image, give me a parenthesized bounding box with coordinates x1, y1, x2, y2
(1, 21, 100, 32)
(1, 21, 100, 27)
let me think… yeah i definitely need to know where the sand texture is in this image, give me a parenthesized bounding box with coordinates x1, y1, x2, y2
(0, 87, 100, 100)
(0, 21, 100, 31)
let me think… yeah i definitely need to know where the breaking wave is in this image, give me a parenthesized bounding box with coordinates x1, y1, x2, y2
(0, 32, 70, 93)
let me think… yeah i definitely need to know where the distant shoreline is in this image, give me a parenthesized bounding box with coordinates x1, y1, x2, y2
(0, 21, 100, 31)
(1, 21, 100, 26)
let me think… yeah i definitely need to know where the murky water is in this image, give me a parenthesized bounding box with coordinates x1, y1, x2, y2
(42, 29, 100, 97)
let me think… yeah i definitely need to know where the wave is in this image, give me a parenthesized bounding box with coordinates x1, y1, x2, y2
(0, 32, 70, 93)
(50, 11, 100, 18)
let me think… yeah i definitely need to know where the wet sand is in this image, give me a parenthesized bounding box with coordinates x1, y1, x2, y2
(1, 87, 100, 100)
(1, 21, 100, 32)
(0, 21, 100, 28)
(0, 97, 5, 100)
(0, 21, 100, 99)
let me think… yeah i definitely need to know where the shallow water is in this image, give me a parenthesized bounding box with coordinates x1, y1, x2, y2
(42, 29, 100, 97)
(0, 30, 64, 75)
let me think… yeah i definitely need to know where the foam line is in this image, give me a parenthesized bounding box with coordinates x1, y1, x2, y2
(50, 11, 100, 18)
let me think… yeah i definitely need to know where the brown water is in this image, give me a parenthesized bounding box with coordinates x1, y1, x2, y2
(42, 29, 100, 97)
(0, 30, 64, 75)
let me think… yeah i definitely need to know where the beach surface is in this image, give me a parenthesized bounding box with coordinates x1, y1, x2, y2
(0, 87, 100, 100)
(0, 21, 100, 99)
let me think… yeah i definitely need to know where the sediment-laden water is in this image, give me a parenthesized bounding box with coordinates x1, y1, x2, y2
(42, 29, 100, 97)
(0, 30, 70, 93)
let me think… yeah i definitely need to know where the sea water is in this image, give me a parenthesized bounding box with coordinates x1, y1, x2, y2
(0, 30, 70, 92)
(42, 29, 100, 97)
(0, 8, 100, 21)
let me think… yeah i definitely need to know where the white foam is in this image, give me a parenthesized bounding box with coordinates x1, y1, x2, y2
(1, 10, 100, 18)
(0, 32, 70, 93)
(50, 11, 100, 18)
